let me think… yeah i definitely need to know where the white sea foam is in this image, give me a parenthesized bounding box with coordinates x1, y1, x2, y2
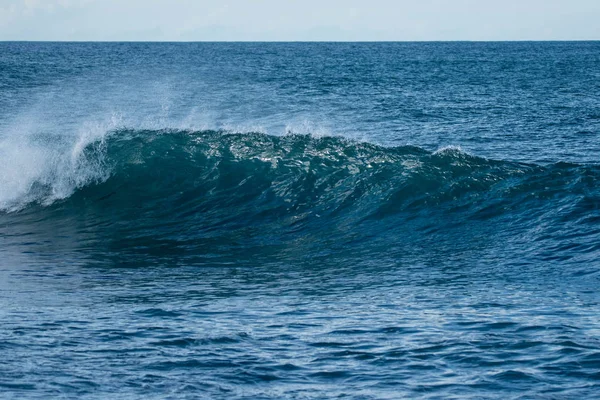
(0, 115, 118, 212)
(433, 145, 466, 155)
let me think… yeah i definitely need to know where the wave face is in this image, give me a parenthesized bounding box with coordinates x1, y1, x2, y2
(3, 128, 600, 265)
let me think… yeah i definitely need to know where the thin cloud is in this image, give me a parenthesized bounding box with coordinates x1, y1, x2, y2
(0, 0, 599, 41)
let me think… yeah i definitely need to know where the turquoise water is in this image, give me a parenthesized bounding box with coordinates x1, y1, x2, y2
(1, 42, 600, 399)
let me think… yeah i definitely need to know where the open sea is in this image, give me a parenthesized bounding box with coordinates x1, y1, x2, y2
(1, 42, 600, 399)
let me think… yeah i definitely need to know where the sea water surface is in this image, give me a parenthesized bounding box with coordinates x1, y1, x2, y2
(1, 42, 600, 399)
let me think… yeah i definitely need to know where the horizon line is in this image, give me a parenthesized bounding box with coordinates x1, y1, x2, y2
(1, 39, 599, 43)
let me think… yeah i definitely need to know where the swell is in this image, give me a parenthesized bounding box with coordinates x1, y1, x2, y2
(2, 129, 600, 262)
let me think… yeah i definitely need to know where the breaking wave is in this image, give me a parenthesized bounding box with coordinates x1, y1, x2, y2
(2, 129, 599, 262)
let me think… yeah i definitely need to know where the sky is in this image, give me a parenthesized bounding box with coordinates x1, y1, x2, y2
(0, 0, 599, 41)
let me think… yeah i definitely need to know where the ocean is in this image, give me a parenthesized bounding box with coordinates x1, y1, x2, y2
(1, 42, 600, 399)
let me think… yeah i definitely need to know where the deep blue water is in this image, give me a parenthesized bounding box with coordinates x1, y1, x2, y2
(1, 42, 600, 399)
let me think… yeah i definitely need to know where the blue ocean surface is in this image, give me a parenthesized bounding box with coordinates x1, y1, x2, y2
(1, 42, 600, 399)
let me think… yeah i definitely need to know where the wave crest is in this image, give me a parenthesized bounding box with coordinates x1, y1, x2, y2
(2, 128, 598, 225)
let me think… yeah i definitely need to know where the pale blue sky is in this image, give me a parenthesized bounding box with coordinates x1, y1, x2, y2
(1, 0, 599, 41)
